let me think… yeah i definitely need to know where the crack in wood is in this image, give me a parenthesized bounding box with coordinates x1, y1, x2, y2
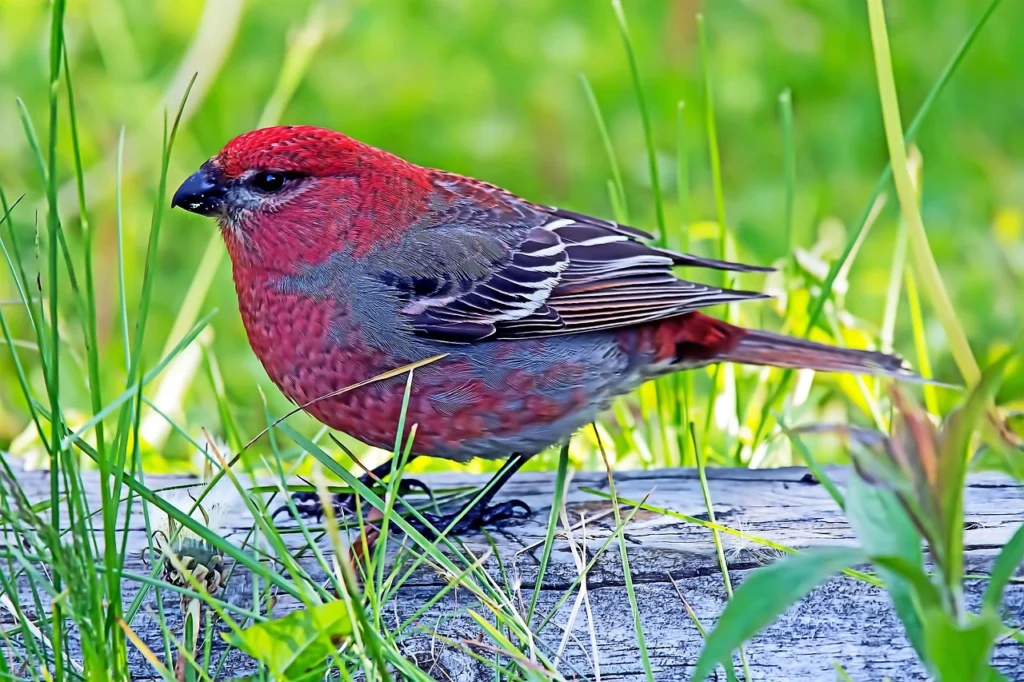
(3, 458, 1022, 681)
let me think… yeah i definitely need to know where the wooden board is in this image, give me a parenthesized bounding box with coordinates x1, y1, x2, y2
(3, 458, 1023, 681)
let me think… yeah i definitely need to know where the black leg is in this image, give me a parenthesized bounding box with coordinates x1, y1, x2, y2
(414, 453, 532, 537)
(275, 455, 429, 521)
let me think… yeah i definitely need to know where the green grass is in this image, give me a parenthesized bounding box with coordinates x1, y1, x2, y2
(2, 0, 1023, 471)
(0, 0, 1022, 680)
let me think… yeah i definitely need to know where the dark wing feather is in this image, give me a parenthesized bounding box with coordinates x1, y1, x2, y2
(382, 177, 773, 343)
(495, 218, 770, 338)
(542, 205, 773, 274)
(406, 225, 570, 341)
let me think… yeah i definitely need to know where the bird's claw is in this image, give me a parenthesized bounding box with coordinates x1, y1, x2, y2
(414, 498, 532, 538)
(273, 477, 433, 522)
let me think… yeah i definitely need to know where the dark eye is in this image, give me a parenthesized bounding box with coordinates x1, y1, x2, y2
(249, 171, 288, 193)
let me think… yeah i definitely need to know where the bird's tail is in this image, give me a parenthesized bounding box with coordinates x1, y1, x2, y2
(661, 312, 930, 382)
(719, 327, 917, 380)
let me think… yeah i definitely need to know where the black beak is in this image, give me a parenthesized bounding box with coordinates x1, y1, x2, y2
(171, 164, 226, 216)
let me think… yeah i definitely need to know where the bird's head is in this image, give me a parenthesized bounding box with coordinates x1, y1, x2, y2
(172, 125, 430, 270)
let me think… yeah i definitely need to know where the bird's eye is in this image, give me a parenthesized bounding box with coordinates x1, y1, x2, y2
(249, 171, 287, 193)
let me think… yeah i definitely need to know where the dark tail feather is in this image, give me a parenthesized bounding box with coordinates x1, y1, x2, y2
(721, 329, 928, 383)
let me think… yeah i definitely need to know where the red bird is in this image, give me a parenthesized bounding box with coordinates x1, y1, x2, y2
(172, 125, 912, 532)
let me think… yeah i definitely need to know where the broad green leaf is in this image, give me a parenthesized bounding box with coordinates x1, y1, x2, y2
(939, 355, 1009, 586)
(983, 522, 1024, 610)
(922, 608, 1002, 682)
(691, 547, 865, 682)
(224, 601, 351, 679)
(869, 555, 942, 611)
(846, 473, 927, 660)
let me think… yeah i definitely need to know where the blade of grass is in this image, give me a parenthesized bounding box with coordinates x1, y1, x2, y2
(0, 200, 51, 460)
(580, 75, 629, 223)
(834, 662, 855, 681)
(697, 13, 728, 275)
(59, 310, 216, 449)
(675, 100, 697, 468)
(582, 488, 881, 587)
(611, 0, 664, 239)
(202, 343, 243, 454)
(749, 0, 1004, 455)
(696, 13, 743, 474)
(42, 4, 68, 676)
(55, 424, 307, 601)
(103, 80, 199, 589)
(118, 619, 178, 682)
(866, 0, 978, 387)
(675, 100, 689, 252)
(145, 0, 337, 423)
(613, 0, 679, 465)
(892, 147, 939, 414)
(905, 268, 938, 413)
(526, 441, 571, 625)
(880, 219, 909, 357)
(553, 504, 601, 679)
(62, 50, 105, 459)
(593, 423, 654, 682)
(371, 370, 419, 628)
(0, 185, 48, 364)
(693, 425, 750, 681)
(779, 88, 796, 253)
(531, 495, 647, 633)
(111, 129, 132, 378)
(667, 580, 739, 682)
(62, 38, 135, 676)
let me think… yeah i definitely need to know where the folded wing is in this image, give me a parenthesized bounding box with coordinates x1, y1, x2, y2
(382, 178, 773, 343)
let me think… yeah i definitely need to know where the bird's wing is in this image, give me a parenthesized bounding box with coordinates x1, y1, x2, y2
(378, 178, 773, 343)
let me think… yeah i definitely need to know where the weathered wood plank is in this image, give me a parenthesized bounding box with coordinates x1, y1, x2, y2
(3, 458, 1023, 681)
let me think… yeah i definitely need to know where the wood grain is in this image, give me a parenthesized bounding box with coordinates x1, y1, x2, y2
(3, 457, 1022, 681)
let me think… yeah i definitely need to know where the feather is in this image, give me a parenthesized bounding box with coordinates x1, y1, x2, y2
(380, 178, 773, 343)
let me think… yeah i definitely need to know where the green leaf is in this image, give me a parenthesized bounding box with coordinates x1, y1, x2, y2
(691, 546, 865, 682)
(938, 355, 1010, 586)
(868, 555, 942, 611)
(922, 608, 1002, 682)
(983, 522, 1024, 611)
(846, 472, 928, 660)
(224, 601, 351, 679)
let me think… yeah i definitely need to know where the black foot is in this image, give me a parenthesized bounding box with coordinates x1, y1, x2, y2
(414, 499, 532, 538)
(273, 477, 432, 523)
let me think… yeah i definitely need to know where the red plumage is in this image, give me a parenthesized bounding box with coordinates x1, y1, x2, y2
(172, 125, 917, 531)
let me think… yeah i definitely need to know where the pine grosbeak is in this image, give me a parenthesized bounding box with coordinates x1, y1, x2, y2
(172, 125, 911, 532)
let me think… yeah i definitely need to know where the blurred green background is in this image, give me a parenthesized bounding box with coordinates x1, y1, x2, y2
(0, 0, 1021, 472)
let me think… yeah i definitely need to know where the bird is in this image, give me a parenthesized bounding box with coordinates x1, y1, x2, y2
(172, 124, 916, 534)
